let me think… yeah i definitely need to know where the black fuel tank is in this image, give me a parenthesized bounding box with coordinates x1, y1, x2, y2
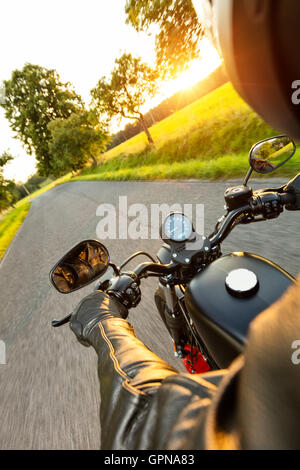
(185, 252, 294, 368)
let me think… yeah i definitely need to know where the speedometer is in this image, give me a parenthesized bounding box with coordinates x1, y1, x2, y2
(161, 213, 193, 243)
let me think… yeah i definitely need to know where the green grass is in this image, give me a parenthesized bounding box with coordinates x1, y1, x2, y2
(75, 82, 298, 181)
(0, 203, 31, 259)
(74, 150, 300, 181)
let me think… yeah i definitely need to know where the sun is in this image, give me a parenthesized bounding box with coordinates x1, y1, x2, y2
(152, 39, 222, 106)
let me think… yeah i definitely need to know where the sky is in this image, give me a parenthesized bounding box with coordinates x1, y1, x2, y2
(0, 0, 221, 182)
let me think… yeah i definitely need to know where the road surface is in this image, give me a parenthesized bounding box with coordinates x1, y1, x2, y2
(0, 179, 299, 449)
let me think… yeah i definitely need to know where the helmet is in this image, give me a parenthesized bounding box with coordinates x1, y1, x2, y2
(192, 0, 300, 142)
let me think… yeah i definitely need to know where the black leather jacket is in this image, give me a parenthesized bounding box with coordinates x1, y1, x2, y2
(86, 277, 300, 450)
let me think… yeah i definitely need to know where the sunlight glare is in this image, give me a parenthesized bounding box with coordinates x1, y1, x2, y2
(3, 154, 36, 183)
(152, 39, 222, 108)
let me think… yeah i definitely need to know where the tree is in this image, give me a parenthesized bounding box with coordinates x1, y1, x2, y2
(125, 0, 203, 77)
(0, 150, 13, 168)
(0, 151, 19, 212)
(0, 175, 12, 212)
(48, 110, 109, 177)
(1, 64, 83, 176)
(91, 53, 159, 145)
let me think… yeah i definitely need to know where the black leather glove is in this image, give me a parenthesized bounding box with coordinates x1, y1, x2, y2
(70, 291, 128, 347)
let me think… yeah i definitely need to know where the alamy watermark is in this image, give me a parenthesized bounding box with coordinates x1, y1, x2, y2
(291, 340, 300, 365)
(96, 196, 204, 248)
(291, 80, 300, 105)
(0, 340, 6, 365)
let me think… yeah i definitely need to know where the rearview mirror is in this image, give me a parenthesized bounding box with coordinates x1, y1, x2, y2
(50, 240, 109, 293)
(249, 135, 296, 174)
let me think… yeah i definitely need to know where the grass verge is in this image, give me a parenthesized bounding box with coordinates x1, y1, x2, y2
(73, 150, 300, 181)
(0, 203, 31, 260)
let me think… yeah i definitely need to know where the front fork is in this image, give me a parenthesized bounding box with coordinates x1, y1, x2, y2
(158, 278, 188, 359)
(157, 278, 211, 374)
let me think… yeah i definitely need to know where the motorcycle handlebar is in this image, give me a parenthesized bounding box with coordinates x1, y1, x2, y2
(51, 186, 297, 325)
(126, 191, 296, 274)
(114, 190, 297, 279)
(209, 204, 251, 246)
(210, 190, 295, 247)
(133, 261, 177, 277)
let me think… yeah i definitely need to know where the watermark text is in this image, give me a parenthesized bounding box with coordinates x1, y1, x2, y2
(96, 196, 204, 246)
(0, 340, 6, 365)
(291, 340, 300, 365)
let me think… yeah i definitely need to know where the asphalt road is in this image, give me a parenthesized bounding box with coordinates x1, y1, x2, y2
(0, 179, 299, 449)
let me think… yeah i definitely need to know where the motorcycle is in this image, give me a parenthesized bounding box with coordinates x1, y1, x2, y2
(50, 135, 300, 372)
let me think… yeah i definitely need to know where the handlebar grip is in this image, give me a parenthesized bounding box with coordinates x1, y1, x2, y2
(251, 192, 283, 219)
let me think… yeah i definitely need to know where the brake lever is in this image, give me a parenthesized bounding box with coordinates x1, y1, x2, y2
(51, 313, 72, 327)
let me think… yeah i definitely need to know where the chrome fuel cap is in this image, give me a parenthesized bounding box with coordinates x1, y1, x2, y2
(225, 268, 259, 298)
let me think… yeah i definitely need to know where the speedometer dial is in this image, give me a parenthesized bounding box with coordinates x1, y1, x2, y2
(162, 213, 193, 243)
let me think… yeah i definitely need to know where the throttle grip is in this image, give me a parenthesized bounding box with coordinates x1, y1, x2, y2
(251, 192, 283, 219)
(107, 273, 141, 309)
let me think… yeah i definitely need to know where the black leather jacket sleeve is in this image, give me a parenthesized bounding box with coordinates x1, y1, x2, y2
(88, 314, 227, 450)
(88, 276, 300, 450)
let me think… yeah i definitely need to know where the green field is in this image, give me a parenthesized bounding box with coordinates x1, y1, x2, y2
(0, 203, 31, 259)
(74, 82, 299, 181)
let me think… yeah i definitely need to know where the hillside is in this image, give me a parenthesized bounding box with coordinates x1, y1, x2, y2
(106, 65, 228, 151)
(75, 82, 299, 181)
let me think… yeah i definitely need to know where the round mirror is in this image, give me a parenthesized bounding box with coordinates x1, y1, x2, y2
(249, 135, 296, 174)
(50, 240, 109, 293)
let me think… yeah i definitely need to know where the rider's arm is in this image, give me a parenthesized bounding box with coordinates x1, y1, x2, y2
(70, 278, 300, 450)
(70, 291, 225, 449)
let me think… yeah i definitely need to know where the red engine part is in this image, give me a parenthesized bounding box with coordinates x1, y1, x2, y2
(182, 344, 210, 374)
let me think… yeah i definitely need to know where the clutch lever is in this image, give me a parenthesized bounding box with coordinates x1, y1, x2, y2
(51, 313, 72, 327)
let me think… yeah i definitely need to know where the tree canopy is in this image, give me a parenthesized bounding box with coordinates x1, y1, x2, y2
(125, 0, 203, 77)
(0, 151, 18, 212)
(48, 111, 109, 177)
(91, 53, 159, 145)
(1, 64, 83, 176)
(0, 150, 13, 169)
